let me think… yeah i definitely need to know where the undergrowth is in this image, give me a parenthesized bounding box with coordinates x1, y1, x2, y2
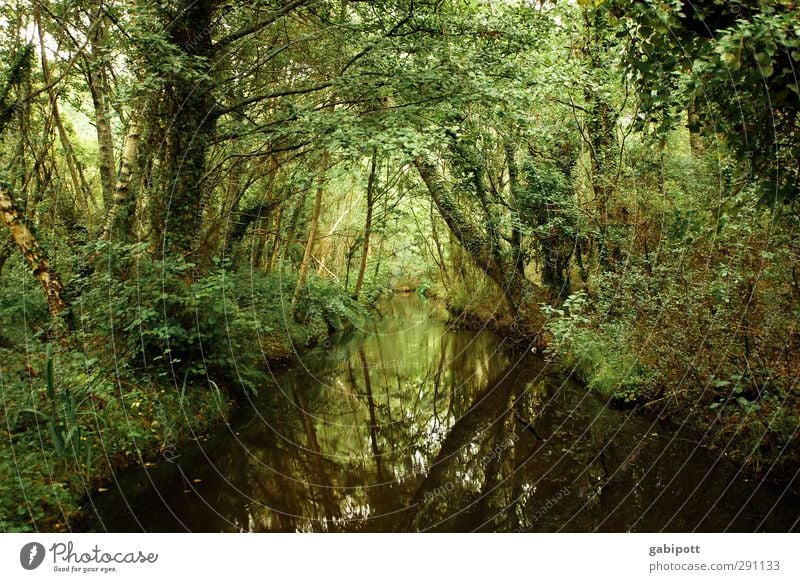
(0, 243, 366, 531)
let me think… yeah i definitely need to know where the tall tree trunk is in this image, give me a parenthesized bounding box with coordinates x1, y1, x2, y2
(86, 12, 115, 210)
(36, 10, 92, 217)
(587, 98, 616, 269)
(282, 193, 307, 263)
(100, 115, 141, 242)
(266, 203, 283, 273)
(248, 158, 279, 269)
(0, 184, 65, 315)
(429, 198, 450, 287)
(154, 0, 217, 259)
(504, 143, 524, 274)
(578, 6, 619, 271)
(372, 235, 384, 280)
(353, 150, 377, 300)
(291, 152, 329, 317)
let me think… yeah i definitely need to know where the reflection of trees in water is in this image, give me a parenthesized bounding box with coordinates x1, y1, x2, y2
(222, 312, 517, 531)
(405, 360, 539, 531)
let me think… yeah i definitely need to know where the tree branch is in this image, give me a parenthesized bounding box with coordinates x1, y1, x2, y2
(212, 81, 334, 118)
(215, 0, 313, 50)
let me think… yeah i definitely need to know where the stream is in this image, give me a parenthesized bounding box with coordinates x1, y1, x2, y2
(89, 295, 800, 532)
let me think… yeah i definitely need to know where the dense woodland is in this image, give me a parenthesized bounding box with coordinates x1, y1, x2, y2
(0, 0, 798, 531)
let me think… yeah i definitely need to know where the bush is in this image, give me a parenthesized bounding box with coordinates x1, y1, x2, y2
(81, 244, 281, 394)
(294, 272, 367, 334)
(542, 292, 655, 404)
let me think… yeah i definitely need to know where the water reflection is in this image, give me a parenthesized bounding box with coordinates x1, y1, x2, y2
(90, 295, 800, 532)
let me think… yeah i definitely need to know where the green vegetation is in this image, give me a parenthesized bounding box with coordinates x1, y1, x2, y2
(0, 0, 798, 530)
(0, 242, 364, 530)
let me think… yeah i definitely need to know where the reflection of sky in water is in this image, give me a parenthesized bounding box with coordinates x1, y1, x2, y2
(91, 296, 800, 533)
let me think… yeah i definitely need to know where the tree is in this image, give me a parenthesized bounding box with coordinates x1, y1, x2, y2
(353, 150, 378, 300)
(0, 45, 66, 315)
(610, 0, 800, 203)
(0, 183, 66, 315)
(291, 151, 329, 317)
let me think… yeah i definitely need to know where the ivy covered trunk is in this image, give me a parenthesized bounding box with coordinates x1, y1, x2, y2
(152, 0, 218, 260)
(415, 156, 545, 338)
(86, 12, 115, 211)
(291, 151, 329, 317)
(584, 8, 619, 270)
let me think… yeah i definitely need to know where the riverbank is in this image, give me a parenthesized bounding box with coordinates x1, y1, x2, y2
(0, 256, 367, 532)
(4, 282, 796, 531)
(0, 336, 236, 531)
(438, 284, 798, 496)
(538, 289, 800, 495)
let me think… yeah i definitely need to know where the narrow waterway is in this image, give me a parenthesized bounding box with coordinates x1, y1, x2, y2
(89, 295, 800, 532)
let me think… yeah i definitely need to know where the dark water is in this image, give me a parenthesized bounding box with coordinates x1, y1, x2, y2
(88, 295, 800, 532)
